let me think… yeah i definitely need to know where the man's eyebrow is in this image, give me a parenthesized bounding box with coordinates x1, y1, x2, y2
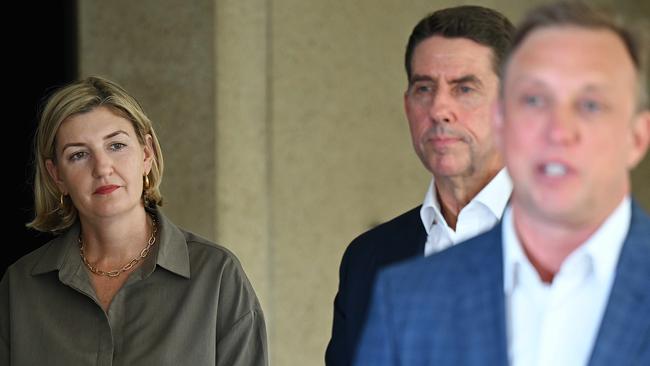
(409, 74, 436, 85)
(449, 74, 483, 86)
(581, 84, 608, 94)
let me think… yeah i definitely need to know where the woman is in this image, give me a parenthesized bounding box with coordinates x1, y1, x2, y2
(0, 76, 267, 365)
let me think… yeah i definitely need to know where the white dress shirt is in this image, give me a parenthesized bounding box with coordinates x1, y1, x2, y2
(503, 196, 631, 366)
(421, 168, 512, 256)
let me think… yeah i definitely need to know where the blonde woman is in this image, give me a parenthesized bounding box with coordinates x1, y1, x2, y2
(1, 76, 267, 366)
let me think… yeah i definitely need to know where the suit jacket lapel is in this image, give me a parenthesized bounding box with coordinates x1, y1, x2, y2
(464, 226, 510, 365)
(589, 202, 650, 365)
(376, 206, 427, 267)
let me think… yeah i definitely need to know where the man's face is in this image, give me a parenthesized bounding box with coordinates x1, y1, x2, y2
(499, 26, 649, 226)
(405, 36, 502, 181)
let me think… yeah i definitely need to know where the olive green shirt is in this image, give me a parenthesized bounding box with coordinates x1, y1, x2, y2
(0, 209, 267, 366)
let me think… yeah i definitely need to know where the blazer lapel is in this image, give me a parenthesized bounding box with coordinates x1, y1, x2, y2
(376, 206, 427, 267)
(464, 226, 510, 365)
(588, 202, 650, 365)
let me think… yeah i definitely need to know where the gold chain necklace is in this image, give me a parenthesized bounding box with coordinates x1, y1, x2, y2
(79, 214, 158, 278)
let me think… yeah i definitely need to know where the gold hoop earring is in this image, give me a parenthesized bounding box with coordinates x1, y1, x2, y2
(144, 174, 150, 190)
(59, 194, 65, 210)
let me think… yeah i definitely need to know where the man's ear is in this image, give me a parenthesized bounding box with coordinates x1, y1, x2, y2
(403, 90, 410, 117)
(627, 110, 650, 170)
(45, 159, 66, 194)
(492, 99, 506, 151)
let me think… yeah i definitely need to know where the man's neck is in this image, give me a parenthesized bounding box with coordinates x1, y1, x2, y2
(511, 199, 621, 283)
(435, 168, 501, 230)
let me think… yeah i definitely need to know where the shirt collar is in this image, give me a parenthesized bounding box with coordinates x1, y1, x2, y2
(31, 223, 81, 276)
(31, 207, 191, 279)
(147, 207, 191, 279)
(420, 168, 512, 234)
(502, 206, 527, 294)
(577, 196, 630, 283)
(503, 196, 631, 293)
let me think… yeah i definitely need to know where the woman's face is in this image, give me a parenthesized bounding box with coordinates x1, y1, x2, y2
(46, 106, 153, 221)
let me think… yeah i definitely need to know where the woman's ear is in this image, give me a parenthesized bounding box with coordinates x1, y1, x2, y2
(45, 159, 67, 194)
(143, 134, 155, 175)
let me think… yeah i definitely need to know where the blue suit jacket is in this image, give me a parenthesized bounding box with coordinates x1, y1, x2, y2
(326, 206, 427, 366)
(355, 202, 650, 366)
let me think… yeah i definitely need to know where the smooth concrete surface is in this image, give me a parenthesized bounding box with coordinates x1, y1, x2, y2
(213, 0, 272, 339)
(78, 0, 217, 239)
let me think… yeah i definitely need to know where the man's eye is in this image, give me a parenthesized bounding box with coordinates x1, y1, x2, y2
(413, 85, 432, 94)
(579, 99, 602, 113)
(458, 85, 474, 94)
(522, 94, 545, 107)
(409, 80, 435, 95)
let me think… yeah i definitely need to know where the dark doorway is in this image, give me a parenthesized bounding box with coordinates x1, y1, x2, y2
(4, 1, 77, 276)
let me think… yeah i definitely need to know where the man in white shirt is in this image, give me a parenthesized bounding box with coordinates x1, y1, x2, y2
(355, 2, 650, 365)
(326, 6, 514, 365)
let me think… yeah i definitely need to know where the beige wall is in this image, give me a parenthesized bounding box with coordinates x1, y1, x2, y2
(78, 1, 649, 364)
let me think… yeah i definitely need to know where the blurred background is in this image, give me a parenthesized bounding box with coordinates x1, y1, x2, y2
(7, 1, 649, 364)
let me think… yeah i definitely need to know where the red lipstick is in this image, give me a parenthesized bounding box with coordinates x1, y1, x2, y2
(94, 185, 119, 195)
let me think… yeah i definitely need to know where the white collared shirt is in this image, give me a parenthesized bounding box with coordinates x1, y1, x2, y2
(503, 196, 630, 366)
(421, 168, 512, 256)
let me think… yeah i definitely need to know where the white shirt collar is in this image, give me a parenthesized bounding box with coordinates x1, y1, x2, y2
(420, 168, 512, 234)
(503, 196, 631, 293)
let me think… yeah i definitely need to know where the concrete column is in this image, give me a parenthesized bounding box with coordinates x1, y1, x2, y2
(214, 0, 272, 335)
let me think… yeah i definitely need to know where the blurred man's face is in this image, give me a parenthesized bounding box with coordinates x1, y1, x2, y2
(499, 26, 649, 226)
(405, 36, 502, 182)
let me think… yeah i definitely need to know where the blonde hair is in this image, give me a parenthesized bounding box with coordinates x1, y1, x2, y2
(28, 76, 164, 232)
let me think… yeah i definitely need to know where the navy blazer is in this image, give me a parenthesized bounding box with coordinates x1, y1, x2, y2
(355, 202, 650, 366)
(326, 206, 427, 366)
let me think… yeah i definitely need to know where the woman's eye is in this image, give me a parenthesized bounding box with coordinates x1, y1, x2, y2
(69, 151, 88, 161)
(110, 142, 126, 151)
